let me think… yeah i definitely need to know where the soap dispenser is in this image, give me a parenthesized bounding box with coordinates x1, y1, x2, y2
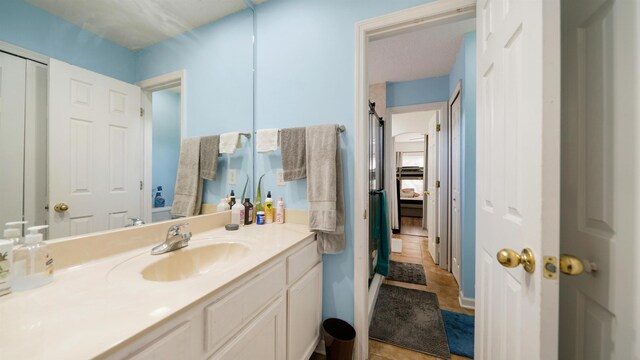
(4, 221, 27, 245)
(13, 225, 53, 291)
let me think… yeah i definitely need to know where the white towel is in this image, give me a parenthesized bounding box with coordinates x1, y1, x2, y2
(256, 129, 279, 153)
(219, 132, 241, 154)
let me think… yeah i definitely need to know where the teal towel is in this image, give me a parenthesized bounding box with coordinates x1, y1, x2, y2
(374, 190, 390, 276)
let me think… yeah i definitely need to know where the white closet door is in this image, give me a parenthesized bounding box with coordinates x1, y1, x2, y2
(450, 93, 462, 285)
(426, 115, 439, 263)
(560, 0, 639, 358)
(0, 52, 26, 227)
(48, 59, 143, 239)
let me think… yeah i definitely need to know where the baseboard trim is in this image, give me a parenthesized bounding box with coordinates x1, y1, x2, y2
(368, 273, 384, 324)
(458, 291, 476, 310)
(314, 339, 326, 355)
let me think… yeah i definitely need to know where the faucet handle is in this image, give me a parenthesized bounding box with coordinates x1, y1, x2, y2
(168, 223, 189, 235)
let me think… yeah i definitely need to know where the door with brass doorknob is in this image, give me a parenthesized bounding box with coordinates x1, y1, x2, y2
(53, 203, 69, 213)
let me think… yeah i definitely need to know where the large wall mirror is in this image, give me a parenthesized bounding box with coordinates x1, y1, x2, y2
(0, 0, 255, 240)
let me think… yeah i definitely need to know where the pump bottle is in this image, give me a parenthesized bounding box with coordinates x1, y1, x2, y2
(13, 225, 53, 291)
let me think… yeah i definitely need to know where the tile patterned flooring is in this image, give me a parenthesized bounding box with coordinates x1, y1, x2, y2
(312, 233, 474, 360)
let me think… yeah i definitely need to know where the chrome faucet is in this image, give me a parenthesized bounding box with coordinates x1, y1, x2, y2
(151, 223, 192, 255)
(125, 217, 145, 227)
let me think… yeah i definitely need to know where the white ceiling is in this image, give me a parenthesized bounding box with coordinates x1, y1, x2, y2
(368, 18, 475, 84)
(24, 0, 265, 50)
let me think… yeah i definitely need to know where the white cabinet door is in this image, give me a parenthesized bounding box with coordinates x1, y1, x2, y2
(211, 297, 286, 360)
(48, 59, 143, 238)
(475, 0, 560, 359)
(287, 262, 322, 360)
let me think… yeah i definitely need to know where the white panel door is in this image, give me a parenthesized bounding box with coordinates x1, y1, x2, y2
(560, 0, 638, 359)
(475, 0, 560, 359)
(450, 92, 462, 285)
(49, 59, 143, 239)
(0, 53, 26, 228)
(426, 116, 438, 263)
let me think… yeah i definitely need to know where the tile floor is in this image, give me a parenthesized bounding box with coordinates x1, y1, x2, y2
(311, 233, 474, 360)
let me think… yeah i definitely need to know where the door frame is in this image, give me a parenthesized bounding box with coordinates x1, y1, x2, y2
(448, 81, 462, 285)
(137, 70, 186, 224)
(354, 1, 476, 358)
(386, 102, 449, 267)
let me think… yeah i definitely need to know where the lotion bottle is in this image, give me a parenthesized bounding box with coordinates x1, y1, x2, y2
(13, 225, 53, 291)
(265, 191, 274, 223)
(232, 201, 244, 226)
(276, 197, 285, 224)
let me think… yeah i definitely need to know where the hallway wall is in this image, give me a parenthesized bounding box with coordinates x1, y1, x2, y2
(448, 32, 477, 300)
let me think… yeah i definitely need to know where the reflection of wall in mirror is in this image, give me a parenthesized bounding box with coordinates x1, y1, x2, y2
(152, 89, 181, 209)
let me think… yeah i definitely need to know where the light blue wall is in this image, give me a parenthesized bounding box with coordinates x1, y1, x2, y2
(448, 32, 476, 299)
(136, 9, 255, 205)
(0, 0, 135, 83)
(152, 90, 181, 207)
(386, 75, 449, 107)
(255, 0, 434, 324)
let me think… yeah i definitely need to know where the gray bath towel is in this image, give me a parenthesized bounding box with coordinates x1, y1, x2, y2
(172, 138, 203, 217)
(306, 124, 345, 254)
(280, 127, 307, 181)
(200, 135, 219, 180)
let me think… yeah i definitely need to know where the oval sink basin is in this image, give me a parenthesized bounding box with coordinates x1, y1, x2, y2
(141, 242, 250, 282)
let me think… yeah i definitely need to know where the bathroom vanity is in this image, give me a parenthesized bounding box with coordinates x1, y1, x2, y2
(0, 213, 323, 360)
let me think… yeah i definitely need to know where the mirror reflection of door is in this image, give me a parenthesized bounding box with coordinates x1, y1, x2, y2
(0, 52, 47, 238)
(151, 88, 181, 222)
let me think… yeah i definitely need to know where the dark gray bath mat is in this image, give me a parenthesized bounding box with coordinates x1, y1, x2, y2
(385, 261, 427, 285)
(369, 284, 450, 359)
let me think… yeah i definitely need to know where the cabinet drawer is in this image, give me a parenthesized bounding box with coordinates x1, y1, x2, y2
(287, 240, 321, 285)
(127, 322, 192, 360)
(205, 261, 285, 354)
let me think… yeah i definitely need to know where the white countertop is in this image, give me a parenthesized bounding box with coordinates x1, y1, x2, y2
(0, 223, 314, 359)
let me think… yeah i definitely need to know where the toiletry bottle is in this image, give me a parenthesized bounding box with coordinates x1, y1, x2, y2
(276, 197, 285, 224)
(0, 239, 13, 296)
(264, 191, 274, 223)
(244, 198, 254, 225)
(217, 197, 229, 212)
(4, 221, 27, 245)
(256, 211, 265, 225)
(228, 190, 236, 208)
(13, 225, 53, 291)
(232, 201, 244, 226)
(154, 186, 165, 208)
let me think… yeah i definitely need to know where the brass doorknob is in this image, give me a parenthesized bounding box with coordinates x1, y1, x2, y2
(424, 191, 430, 196)
(496, 248, 536, 273)
(559, 254, 597, 275)
(54, 203, 69, 213)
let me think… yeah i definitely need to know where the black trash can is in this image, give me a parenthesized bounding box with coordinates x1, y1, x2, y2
(322, 318, 356, 360)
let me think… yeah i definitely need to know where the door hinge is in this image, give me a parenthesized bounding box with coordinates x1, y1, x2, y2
(436, 236, 440, 245)
(436, 180, 441, 188)
(436, 124, 441, 132)
(363, 209, 367, 220)
(140, 107, 145, 117)
(139, 180, 144, 190)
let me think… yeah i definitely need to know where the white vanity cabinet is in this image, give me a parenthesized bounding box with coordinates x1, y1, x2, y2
(108, 237, 322, 360)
